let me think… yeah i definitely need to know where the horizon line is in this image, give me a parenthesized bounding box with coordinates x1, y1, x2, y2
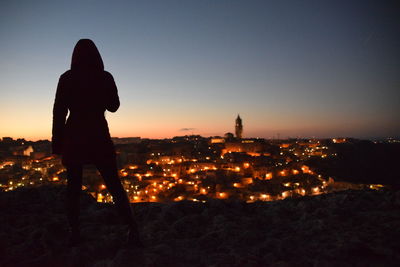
(2, 135, 399, 143)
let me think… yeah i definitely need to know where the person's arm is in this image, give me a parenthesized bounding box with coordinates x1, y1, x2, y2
(52, 75, 68, 155)
(104, 72, 120, 112)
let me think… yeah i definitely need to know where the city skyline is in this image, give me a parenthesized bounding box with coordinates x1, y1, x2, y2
(1, 0, 399, 140)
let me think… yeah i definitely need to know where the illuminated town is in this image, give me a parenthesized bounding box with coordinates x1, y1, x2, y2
(0, 116, 390, 204)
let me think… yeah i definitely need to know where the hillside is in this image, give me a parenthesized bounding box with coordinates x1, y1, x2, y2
(0, 186, 399, 266)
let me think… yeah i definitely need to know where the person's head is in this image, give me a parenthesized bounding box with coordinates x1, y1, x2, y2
(71, 39, 104, 71)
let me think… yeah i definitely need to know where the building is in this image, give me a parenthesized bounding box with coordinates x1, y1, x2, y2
(222, 139, 267, 156)
(235, 114, 243, 139)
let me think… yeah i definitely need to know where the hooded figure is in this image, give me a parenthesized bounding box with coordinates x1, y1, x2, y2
(52, 39, 118, 164)
(52, 39, 142, 247)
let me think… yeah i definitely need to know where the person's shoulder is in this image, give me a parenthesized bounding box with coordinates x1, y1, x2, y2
(59, 70, 72, 80)
(102, 70, 115, 80)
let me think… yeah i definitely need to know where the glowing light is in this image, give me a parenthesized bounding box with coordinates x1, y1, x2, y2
(218, 192, 227, 198)
(369, 184, 384, 190)
(301, 165, 310, 173)
(174, 196, 184, 201)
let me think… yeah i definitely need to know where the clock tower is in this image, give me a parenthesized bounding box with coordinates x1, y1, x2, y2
(235, 114, 243, 139)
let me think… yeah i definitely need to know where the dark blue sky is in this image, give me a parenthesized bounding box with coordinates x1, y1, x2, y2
(0, 0, 399, 139)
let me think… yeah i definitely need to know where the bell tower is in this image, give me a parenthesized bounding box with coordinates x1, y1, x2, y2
(235, 114, 243, 139)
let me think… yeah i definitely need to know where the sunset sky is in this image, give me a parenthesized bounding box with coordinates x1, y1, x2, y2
(0, 0, 399, 140)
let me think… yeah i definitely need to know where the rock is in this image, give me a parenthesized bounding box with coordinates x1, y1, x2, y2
(1, 186, 399, 266)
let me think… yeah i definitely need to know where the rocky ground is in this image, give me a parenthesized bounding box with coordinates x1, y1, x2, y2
(0, 185, 399, 266)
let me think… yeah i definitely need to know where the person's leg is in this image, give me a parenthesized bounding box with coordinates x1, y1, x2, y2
(96, 161, 142, 246)
(66, 164, 83, 241)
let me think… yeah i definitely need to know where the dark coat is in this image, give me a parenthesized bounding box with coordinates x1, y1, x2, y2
(52, 69, 120, 165)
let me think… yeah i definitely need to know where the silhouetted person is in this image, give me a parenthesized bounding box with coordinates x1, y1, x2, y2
(52, 39, 142, 247)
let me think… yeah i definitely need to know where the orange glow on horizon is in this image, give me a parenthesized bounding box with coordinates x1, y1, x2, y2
(1, 112, 396, 141)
